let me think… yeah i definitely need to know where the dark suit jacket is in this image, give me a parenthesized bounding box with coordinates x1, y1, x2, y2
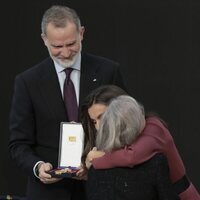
(9, 53, 126, 200)
(86, 154, 180, 200)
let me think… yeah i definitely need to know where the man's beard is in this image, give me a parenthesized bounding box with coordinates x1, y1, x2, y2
(51, 52, 79, 68)
(48, 44, 82, 68)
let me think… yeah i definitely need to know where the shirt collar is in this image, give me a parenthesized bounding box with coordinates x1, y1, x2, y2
(54, 52, 81, 73)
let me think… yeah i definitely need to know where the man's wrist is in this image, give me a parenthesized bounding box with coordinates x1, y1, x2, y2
(33, 161, 44, 178)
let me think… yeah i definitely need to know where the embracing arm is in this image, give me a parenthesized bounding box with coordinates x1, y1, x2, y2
(92, 120, 168, 169)
(92, 135, 163, 169)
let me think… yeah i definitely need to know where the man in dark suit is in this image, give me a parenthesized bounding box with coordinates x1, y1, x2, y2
(9, 5, 125, 200)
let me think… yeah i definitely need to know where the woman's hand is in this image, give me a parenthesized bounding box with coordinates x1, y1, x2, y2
(75, 166, 88, 180)
(85, 147, 105, 169)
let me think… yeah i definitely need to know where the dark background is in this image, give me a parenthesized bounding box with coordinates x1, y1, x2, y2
(1, 0, 200, 196)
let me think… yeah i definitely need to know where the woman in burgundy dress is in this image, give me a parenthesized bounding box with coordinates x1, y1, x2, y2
(80, 84, 200, 200)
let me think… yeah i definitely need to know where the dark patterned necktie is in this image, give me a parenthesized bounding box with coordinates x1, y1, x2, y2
(63, 68, 78, 122)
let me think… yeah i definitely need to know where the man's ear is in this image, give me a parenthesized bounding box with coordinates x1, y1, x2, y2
(80, 26, 85, 41)
(41, 33, 48, 46)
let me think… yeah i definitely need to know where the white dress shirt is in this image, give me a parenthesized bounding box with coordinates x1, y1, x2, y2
(33, 53, 81, 177)
(54, 53, 81, 105)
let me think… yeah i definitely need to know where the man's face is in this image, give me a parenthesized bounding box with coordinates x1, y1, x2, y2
(42, 22, 84, 68)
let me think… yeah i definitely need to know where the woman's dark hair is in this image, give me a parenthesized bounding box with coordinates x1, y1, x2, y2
(81, 85, 128, 164)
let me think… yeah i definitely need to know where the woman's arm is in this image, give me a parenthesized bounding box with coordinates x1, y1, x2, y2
(92, 120, 170, 169)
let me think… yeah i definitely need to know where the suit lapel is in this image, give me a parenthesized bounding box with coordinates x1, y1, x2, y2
(79, 54, 102, 108)
(37, 55, 103, 122)
(38, 59, 67, 121)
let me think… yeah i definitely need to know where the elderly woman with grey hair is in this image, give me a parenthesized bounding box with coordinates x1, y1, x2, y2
(95, 95, 145, 152)
(85, 95, 179, 200)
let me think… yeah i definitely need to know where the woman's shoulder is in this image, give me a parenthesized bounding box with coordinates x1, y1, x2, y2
(144, 116, 165, 131)
(146, 116, 165, 125)
(143, 116, 173, 141)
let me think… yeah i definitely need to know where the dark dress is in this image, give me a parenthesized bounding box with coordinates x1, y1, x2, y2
(86, 153, 180, 200)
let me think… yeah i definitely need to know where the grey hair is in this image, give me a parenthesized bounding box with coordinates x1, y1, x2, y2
(41, 5, 81, 35)
(96, 95, 145, 152)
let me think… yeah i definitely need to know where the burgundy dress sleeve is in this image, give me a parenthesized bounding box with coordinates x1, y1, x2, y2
(92, 117, 170, 169)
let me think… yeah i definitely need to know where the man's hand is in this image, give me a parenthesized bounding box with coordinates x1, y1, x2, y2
(85, 147, 105, 169)
(38, 162, 62, 184)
